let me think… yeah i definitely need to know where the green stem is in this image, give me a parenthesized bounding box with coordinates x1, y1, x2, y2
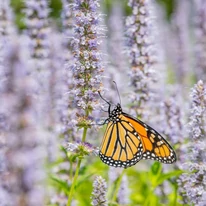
(67, 159, 81, 206)
(69, 159, 73, 180)
(82, 126, 88, 142)
(143, 187, 155, 206)
(67, 126, 88, 206)
(173, 184, 178, 206)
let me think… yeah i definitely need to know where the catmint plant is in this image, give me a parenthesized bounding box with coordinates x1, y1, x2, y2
(61, 0, 73, 61)
(24, 0, 51, 126)
(126, 0, 157, 117)
(60, 0, 80, 142)
(0, 0, 16, 93)
(194, 0, 206, 81)
(170, 0, 191, 84)
(49, 6, 78, 205)
(24, 0, 57, 170)
(0, 0, 15, 128)
(2, 40, 46, 206)
(71, 0, 103, 119)
(0, 0, 15, 37)
(91, 176, 107, 206)
(153, 86, 185, 204)
(161, 92, 186, 168)
(104, 1, 128, 104)
(178, 80, 206, 205)
(0, 1, 16, 204)
(24, 0, 50, 60)
(46, 32, 65, 162)
(159, 87, 185, 145)
(67, 0, 104, 204)
(108, 2, 126, 72)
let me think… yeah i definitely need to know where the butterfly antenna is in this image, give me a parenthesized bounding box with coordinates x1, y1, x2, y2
(113, 81, 121, 105)
(98, 91, 111, 106)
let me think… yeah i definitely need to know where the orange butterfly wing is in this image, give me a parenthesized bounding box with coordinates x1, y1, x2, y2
(99, 114, 143, 168)
(122, 113, 176, 164)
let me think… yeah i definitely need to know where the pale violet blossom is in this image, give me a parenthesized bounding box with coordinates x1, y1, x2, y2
(91, 176, 107, 206)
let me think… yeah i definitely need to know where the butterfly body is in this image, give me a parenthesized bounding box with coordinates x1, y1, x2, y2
(99, 100, 176, 168)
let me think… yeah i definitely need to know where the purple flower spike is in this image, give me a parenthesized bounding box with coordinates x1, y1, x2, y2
(126, 0, 157, 117)
(178, 80, 206, 205)
(1, 40, 46, 206)
(71, 0, 104, 122)
(194, 0, 206, 81)
(91, 176, 107, 206)
(24, 0, 50, 60)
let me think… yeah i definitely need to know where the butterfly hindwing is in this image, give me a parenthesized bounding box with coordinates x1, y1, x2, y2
(122, 113, 176, 164)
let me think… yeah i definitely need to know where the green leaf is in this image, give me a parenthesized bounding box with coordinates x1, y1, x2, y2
(151, 162, 162, 176)
(155, 170, 183, 187)
(49, 175, 70, 195)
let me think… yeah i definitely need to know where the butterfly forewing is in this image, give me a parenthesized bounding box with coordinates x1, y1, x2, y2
(99, 113, 143, 168)
(123, 113, 177, 164)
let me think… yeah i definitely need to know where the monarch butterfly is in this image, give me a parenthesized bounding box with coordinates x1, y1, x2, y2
(98, 91, 176, 168)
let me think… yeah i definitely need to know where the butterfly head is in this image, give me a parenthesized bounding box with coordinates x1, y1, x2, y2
(109, 103, 122, 121)
(115, 103, 122, 112)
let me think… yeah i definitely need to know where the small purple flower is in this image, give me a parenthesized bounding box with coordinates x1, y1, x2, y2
(67, 141, 96, 156)
(91, 176, 107, 206)
(88, 39, 98, 49)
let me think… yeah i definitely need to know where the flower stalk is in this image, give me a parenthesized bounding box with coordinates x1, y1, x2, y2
(67, 158, 82, 206)
(66, 0, 104, 204)
(67, 126, 88, 206)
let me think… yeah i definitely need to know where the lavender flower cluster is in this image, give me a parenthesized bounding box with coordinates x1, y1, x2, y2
(71, 0, 103, 120)
(194, 0, 206, 81)
(178, 80, 206, 205)
(126, 0, 156, 114)
(91, 176, 107, 206)
(1, 41, 46, 206)
(24, 0, 50, 59)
